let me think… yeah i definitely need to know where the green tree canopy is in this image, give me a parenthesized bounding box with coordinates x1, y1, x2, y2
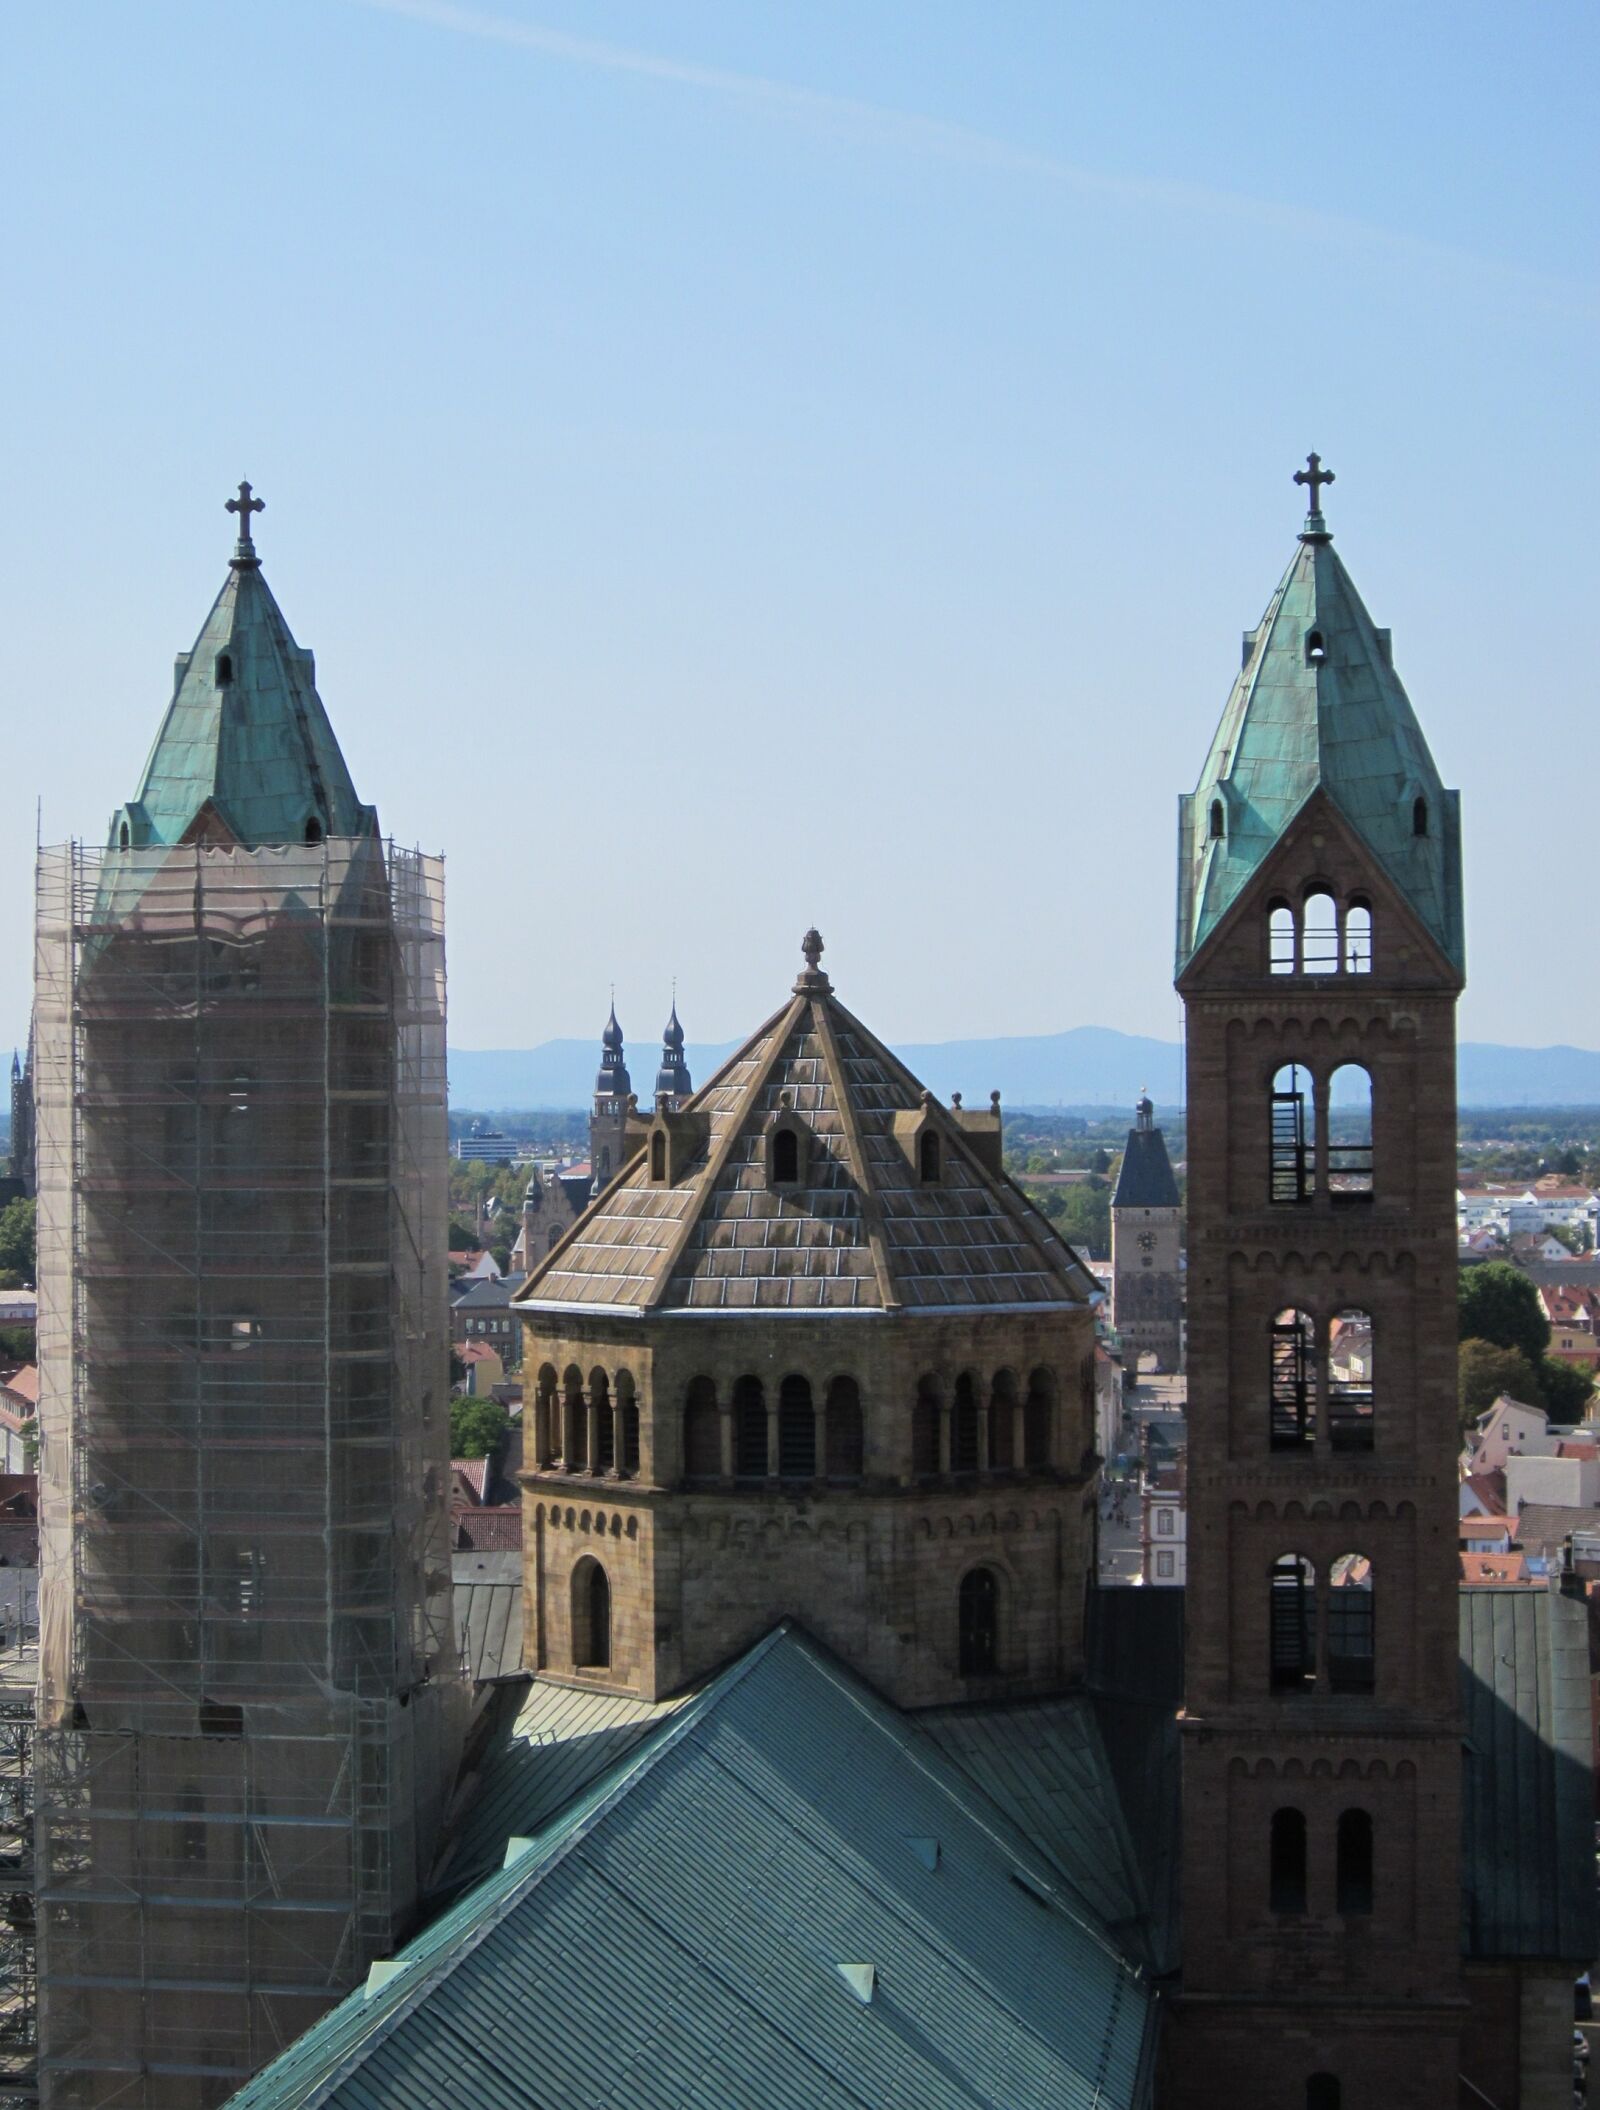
(0, 1199, 35, 1284)
(1458, 1338, 1542, 1428)
(1539, 1356, 1596, 1422)
(1457, 1262, 1549, 1368)
(449, 1396, 510, 1460)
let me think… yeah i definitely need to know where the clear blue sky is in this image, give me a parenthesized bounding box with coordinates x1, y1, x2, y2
(3, 1, 1595, 1058)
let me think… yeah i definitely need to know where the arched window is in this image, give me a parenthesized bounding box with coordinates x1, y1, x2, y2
(1301, 891, 1339, 974)
(617, 1372, 640, 1477)
(772, 1127, 800, 1184)
(1306, 629, 1328, 666)
(912, 1377, 941, 1477)
(733, 1375, 767, 1478)
(989, 1370, 1018, 1469)
(1209, 798, 1225, 842)
(215, 652, 233, 686)
(1270, 1554, 1317, 1692)
(1269, 1807, 1307, 1914)
(1270, 1063, 1311, 1204)
(1327, 1555, 1375, 1694)
(824, 1377, 864, 1480)
(1268, 899, 1297, 976)
(919, 1129, 941, 1184)
(119, 820, 130, 850)
(304, 816, 323, 845)
(563, 1367, 586, 1470)
(1270, 1309, 1316, 1452)
(1336, 1809, 1373, 1915)
(650, 1131, 666, 1182)
(1328, 1065, 1373, 1199)
(683, 1376, 720, 1481)
(548, 1226, 561, 1251)
(1343, 898, 1372, 974)
(1327, 1310, 1374, 1453)
(591, 1370, 614, 1474)
(1024, 1368, 1054, 1468)
(1412, 796, 1428, 838)
(958, 1567, 998, 1676)
(1306, 2077, 1341, 2110)
(778, 1374, 815, 1479)
(572, 1558, 610, 1669)
(952, 1372, 980, 1473)
(535, 1366, 558, 1466)
(597, 1145, 611, 1180)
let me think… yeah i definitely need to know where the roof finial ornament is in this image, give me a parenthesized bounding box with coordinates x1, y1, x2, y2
(795, 927, 832, 995)
(1293, 452, 1334, 541)
(226, 480, 265, 566)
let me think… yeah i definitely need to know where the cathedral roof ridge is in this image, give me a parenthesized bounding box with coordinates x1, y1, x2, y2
(515, 943, 1095, 1319)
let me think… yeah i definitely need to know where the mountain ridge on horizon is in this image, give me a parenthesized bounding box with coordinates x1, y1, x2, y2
(448, 1024, 1600, 1113)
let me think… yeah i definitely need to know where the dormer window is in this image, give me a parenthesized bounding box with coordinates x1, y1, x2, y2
(304, 816, 323, 845)
(773, 1128, 799, 1183)
(1209, 799, 1225, 842)
(1412, 796, 1428, 837)
(766, 1095, 809, 1189)
(215, 653, 233, 687)
(1306, 631, 1327, 666)
(919, 1130, 941, 1184)
(119, 821, 130, 850)
(650, 1131, 667, 1182)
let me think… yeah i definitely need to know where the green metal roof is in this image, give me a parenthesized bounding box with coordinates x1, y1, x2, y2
(1176, 529, 1463, 976)
(116, 560, 373, 849)
(227, 1626, 1157, 2110)
(1460, 1585, 1597, 1961)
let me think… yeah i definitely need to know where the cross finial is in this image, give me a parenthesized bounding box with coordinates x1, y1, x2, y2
(1293, 452, 1335, 535)
(226, 480, 265, 564)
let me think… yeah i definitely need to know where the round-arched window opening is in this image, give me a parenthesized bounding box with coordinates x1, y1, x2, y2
(1412, 796, 1428, 838)
(772, 1126, 800, 1184)
(1209, 799, 1224, 841)
(958, 1566, 999, 1676)
(304, 816, 323, 845)
(919, 1129, 941, 1184)
(215, 653, 233, 687)
(1306, 630, 1328, 666)
(119, 821, 130, 850)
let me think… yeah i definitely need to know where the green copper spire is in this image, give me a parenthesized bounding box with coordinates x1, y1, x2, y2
(111, 486, 374, 851)
(1176, 461, 1463, 975)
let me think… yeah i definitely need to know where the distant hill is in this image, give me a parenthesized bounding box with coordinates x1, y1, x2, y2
(449, 1029, 1600, 1113)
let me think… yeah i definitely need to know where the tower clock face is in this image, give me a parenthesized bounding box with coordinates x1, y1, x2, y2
(1138, 1231, 1156, 1252)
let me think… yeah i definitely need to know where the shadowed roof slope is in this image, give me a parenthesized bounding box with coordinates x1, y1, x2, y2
(118, 540, 373, 850)
(513, 939, 1096, 1317)
(226, 1626, 1157, 2110)
(1176, 508, 1462, 976)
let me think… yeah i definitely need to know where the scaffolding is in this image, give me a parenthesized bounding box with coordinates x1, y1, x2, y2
(32, 839, 466, 2110)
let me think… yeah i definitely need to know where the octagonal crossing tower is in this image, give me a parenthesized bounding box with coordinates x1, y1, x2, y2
(1166, 463, 1465, 2108)
(32, 490, 466, 2107)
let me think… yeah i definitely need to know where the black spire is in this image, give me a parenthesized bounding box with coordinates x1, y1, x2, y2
(595, 1003, 631, 1099)
(654, 1001, 693, 1104)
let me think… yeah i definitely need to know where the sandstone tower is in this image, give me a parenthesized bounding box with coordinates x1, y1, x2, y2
(31, 490, 466, 2106)
(1110, 1093, 1182, 1371)
(1166, 461, 1465, 2106)
(512, 932, 1101, 1708)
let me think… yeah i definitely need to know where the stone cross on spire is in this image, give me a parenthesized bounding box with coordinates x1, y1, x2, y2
(1293, 452, 1335, 536)
(226, 480, 265, 564)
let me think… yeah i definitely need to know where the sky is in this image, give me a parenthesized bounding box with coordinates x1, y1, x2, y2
(2, 1, 1595, 1058)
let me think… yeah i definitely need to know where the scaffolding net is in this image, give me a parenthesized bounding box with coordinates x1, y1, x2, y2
(32, 839, 466, 2109)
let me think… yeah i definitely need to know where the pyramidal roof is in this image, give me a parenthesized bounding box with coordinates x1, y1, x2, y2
(515, 938, 1095, 1317)
(1112, 1101, 1179, 1210)
(1176, 478, 1462, 976)
(116, 490, 373, 849)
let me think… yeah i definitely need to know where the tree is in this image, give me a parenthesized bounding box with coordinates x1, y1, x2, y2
(1458, 1338, 1542, 1428)
(1457, 1262, 1549, 1368)
(447, 1218, 481, 1254)
(1539, 1356, 1595, 1422)
(449, 1396, 510, 1460)
(0, 1200, 35, 1284)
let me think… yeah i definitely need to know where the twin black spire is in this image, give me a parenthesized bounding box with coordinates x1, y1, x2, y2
(593, 998, 693, 1106)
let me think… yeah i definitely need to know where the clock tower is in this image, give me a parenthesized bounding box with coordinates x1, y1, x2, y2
(1110, 1093, 1183, 1372)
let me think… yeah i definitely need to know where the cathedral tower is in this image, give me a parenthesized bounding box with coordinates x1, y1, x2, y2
(588, 1004, 633, 1191)
(1166, 461, 1465, 2106)
(32, 490, 466, 2106)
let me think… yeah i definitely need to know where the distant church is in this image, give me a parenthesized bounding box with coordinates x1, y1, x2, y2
(49, 470, 1594, 2110)
(1110, 1092, 1182, 1370)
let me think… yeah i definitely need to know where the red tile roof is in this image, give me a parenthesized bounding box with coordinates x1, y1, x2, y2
(1461, 1551, 1531, 1586)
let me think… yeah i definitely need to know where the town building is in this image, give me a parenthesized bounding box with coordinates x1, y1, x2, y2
(1141, 1452, 1186, 1585)
(1110, 1094, 1183, 1371)
(30, 490, 467, 2106)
